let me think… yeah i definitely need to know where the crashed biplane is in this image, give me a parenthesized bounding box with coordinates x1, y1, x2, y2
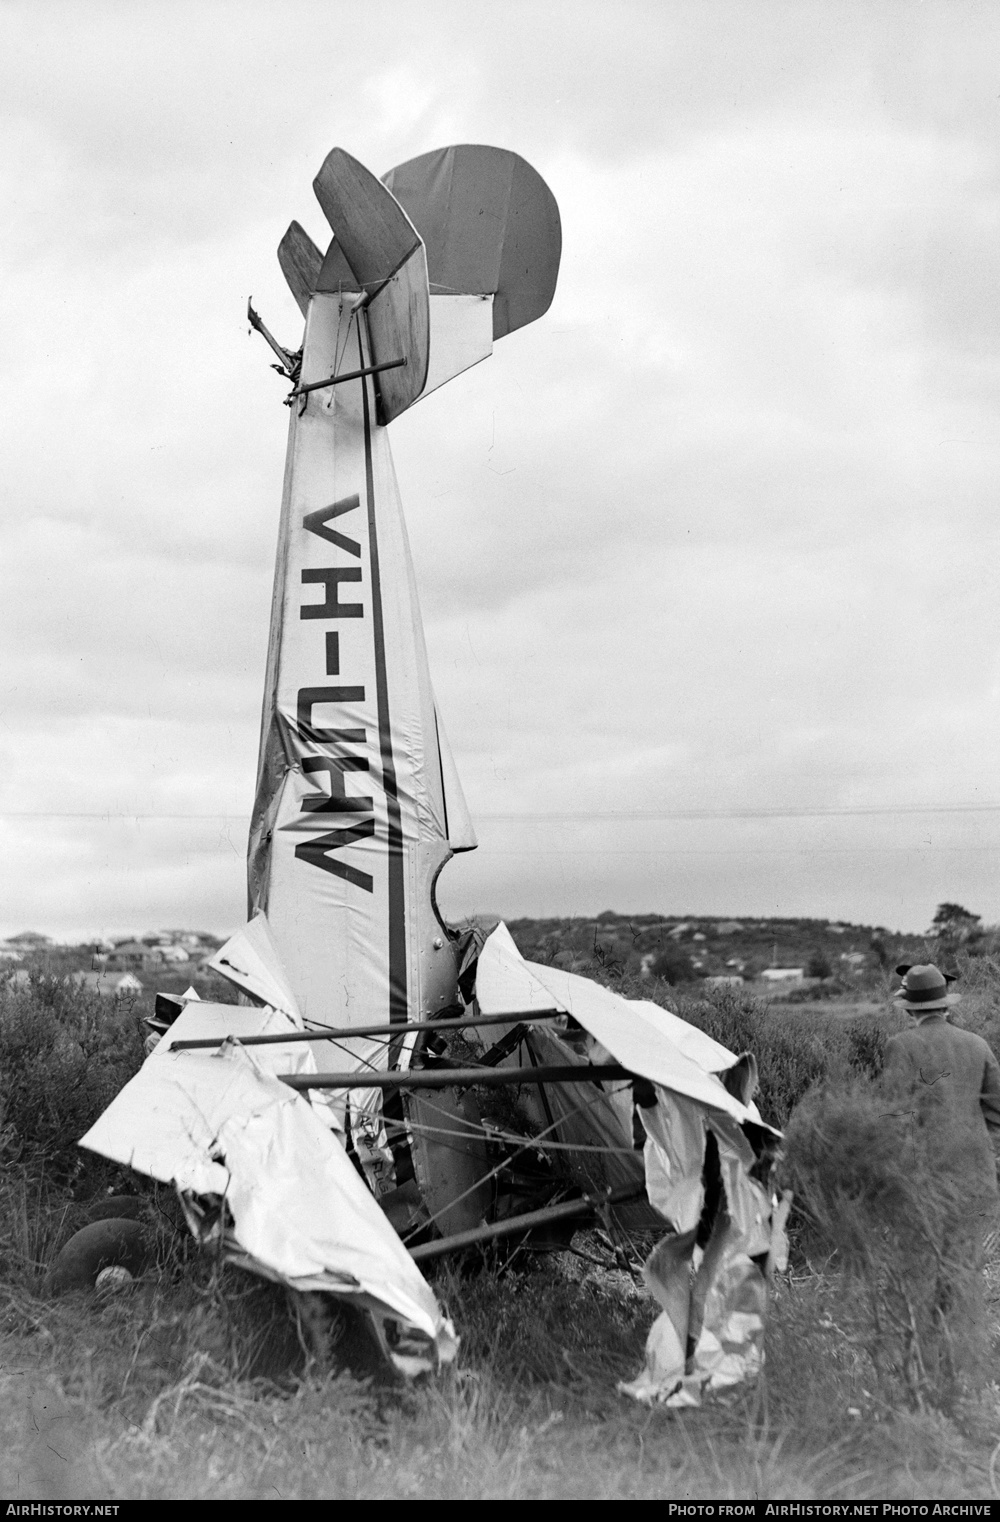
(79, 145, 788, 1403)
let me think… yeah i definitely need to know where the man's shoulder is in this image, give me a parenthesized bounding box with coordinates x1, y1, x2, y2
(949, 1023, 998, 1058)
(885, 1026, 919, 1049)
(884, 1020, 984, 1051)
(923, 1020, 995, 1060)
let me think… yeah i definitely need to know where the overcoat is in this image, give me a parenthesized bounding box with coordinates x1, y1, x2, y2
(883, 1013, 1000, 1213)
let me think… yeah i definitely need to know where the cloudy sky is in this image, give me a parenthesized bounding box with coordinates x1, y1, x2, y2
(2, 0, 999, 940)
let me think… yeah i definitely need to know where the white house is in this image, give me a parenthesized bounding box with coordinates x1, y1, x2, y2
(72, 970, 144, 998)
(760, 967, 805, 983)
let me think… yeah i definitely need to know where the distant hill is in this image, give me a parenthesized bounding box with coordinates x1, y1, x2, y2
(502, 912, 939, 987)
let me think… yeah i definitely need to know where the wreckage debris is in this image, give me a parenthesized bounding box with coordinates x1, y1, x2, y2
(78, 143, 786, 1402)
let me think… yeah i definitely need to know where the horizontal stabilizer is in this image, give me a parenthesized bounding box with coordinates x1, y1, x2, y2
(277, 222, 324, 317)
(423, 293, 494, 399)
(383, 145, 561, 340)
(313, 147, 429, 420)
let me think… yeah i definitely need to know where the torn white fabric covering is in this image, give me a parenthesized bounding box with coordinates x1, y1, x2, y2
(477, 925, 757, 1125)
(148, 998, 344, 1131)
(153, 1000, 302, 1062)
(623, 1000, 739, 1077)
(621, 1111, 778, 1406)
(81, 1041, 235, 1197)
(639, 1095, 708, 1235)
(472, 929, 782, 1407)
(84, 1002, 331, 1181)
(202, 914, 361, 1131)
(207, 916, 303, 1020)
(474, 925, 568, 1014)
(622, 1249, 767, 1408)
(713, 1116, 772, 1259)
(80, 1042, 456, 1371)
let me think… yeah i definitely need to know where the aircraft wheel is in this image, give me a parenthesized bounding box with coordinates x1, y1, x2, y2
(44, 1218, 152, 1295)
(86, 1195, 145, 1224)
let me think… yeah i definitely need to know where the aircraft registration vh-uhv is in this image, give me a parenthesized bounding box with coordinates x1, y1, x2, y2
(67, 144, 789, 1403)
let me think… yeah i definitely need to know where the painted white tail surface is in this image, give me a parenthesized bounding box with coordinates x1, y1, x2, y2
(248, 292, 474, 1075)
(251, 146, 560, 1073)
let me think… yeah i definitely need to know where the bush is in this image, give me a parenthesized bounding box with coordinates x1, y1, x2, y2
(0, 970, 146, 1184)
(782, 1079, 990, 1410)
(648, 950, 697, 986)
(582, 964, 905, 1129)
(670, 986, 894, 1129)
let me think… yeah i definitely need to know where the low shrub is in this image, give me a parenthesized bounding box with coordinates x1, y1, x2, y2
(669, 986, 905, 1129)
(0, 971, 149, 1294)
(0, 970, 146, 1184)
(781, 1079, 991, 1411)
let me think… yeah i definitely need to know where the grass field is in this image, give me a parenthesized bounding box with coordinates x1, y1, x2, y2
(3, 959, 1000, 1500)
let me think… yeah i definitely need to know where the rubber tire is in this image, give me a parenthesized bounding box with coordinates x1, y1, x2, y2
(44, 1218, 151, 1295)
(86, 1195, 144, 1224)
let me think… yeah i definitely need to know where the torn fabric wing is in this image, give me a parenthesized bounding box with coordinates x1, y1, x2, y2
(80, 1008, 457, 1376)
(475, 923, 767, 1126)
(475, 923, 785, 1405)
(206, 915, 302, 1020)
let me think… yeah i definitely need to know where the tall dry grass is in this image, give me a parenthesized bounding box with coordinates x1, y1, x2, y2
(2, 960, 1000, 1497)
(782, 1080, 991, 1411)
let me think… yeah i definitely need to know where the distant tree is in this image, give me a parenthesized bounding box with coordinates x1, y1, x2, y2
(649, 949, 698, 985)
(931, 903, 982, 945)
(806, 949, 833, 981)
(932, 902, 980, 931)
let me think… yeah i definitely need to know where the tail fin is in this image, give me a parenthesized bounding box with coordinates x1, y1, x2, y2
(277, 221, 323, 317)
(275, 146, 560, 419)
(312, 147, 429, 422)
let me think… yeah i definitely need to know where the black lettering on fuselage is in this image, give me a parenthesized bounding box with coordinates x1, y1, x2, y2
(295, 819, 375, 891)
(296, 686, 366, 744)
(296, 494, 375, 891)
(303, 495, 362, 556)
(300, 754, 373, 813)
(300, 567, 363, 618)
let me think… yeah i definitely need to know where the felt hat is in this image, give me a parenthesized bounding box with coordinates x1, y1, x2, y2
(893, 962, 960, 1011)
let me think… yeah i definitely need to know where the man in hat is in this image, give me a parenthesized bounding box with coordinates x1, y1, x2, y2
(883, 963, 1000, 1372)
(885, 963, 1000, 1208)
(882, 961, 998, 1174)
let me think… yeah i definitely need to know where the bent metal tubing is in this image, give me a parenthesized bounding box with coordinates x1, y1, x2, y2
(279, 1062, 632, 1092)
(408, 1185, 647, 1263)
(168, 1007, 565, 1051)
(290, 355, 406, 397)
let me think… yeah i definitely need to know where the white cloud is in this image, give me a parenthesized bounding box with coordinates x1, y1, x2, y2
(2, 0, 1000, 936)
